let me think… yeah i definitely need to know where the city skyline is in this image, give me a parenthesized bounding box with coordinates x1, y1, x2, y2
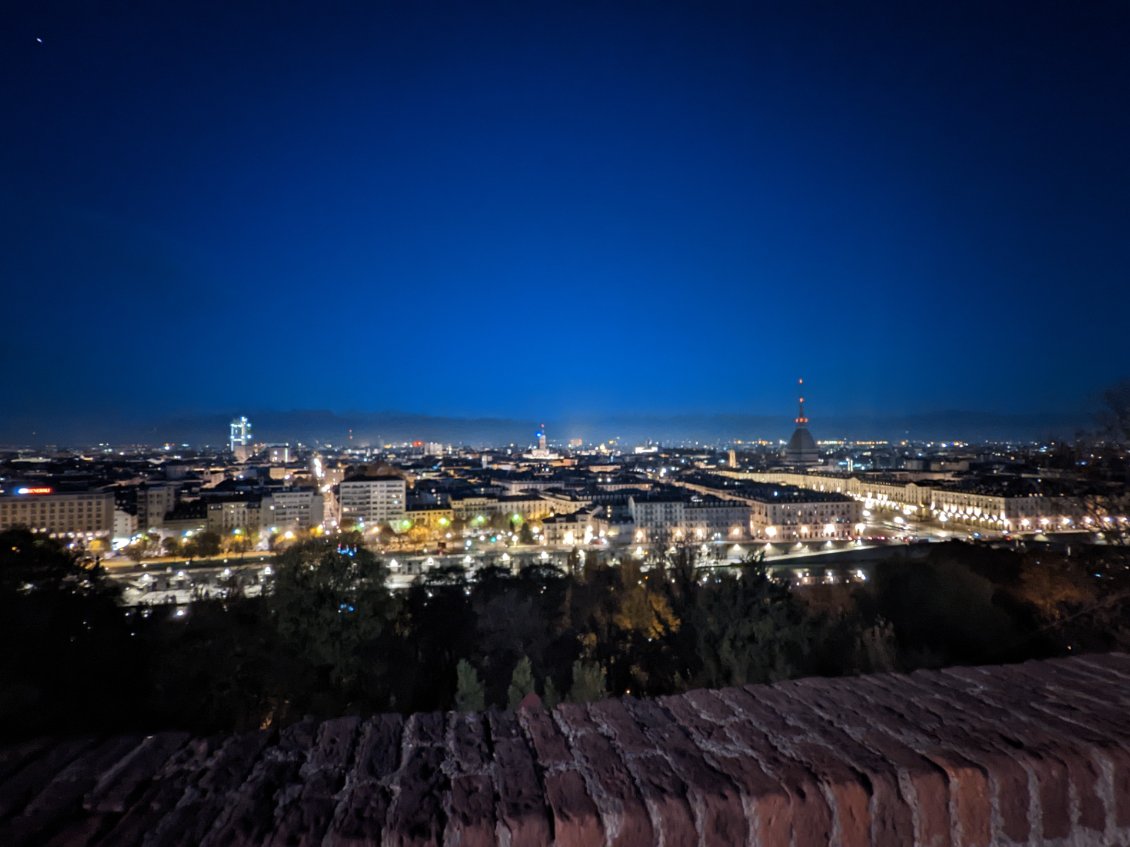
(3, 2, 1128, 432)
(3, 5, 1130, 837)
(0, 403, 1103, 449)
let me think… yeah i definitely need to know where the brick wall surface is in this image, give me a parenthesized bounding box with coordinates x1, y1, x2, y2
(3, 654, 1130, 845)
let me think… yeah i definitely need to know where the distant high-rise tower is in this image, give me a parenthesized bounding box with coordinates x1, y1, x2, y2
(537, 424, 547, 452)
(230, 416, 252, 462)
(784, 380, 821, 466)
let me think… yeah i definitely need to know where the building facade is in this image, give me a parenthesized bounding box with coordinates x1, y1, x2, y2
(0, 489, 115, 539)
(725, 470, 1078, 532)
(338, 476, 407, 527)
(206, 497, 265, 534)
(263, 488, 324, 530)
(137, 483, 178, 532)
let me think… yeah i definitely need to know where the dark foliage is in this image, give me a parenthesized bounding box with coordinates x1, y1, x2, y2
(2, 530, 1127, 740)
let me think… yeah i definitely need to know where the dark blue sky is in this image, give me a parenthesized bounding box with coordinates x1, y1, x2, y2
(3, 1, 1128, 434)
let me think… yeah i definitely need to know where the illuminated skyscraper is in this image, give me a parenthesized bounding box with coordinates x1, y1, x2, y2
(230, 416, 252, 461)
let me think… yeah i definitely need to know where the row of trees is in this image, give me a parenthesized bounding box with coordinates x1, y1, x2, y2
(123, 530, 225, 561)
(121, 525, 328, 562)
(2, 527, 1128, 739)
(453, 655, 607, 712)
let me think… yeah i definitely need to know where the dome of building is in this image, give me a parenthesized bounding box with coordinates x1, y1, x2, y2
(785, 426, 820, 464)
(784, 379, 821, 466)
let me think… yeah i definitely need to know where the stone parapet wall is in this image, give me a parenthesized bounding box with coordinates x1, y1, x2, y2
(3, 654, 1130, 845)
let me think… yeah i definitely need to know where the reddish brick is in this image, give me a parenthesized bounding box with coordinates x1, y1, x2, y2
(1023, 656, 1130, 705)
(85, 732, 190, 814)
(864, 672, 1028, 844)
(587, 700, 702, 844)
(849, 675, 946, 733)
(405, 710, 446, 746)
(384, 744, 448, 847)
(780, 680, 951, 847)
(764, 684, 915, 845)
(447, 711, 490, 773)
(553, 701, 591, 733)
(3, 654, 1130, 846)
(444, 774, 495, 847)
(438, 715, 494, 844)
(964, 666, 1110, 835)
(662, 693, 794, 847)
(542, 768, 605, 847)
(93, 736, 222, 847)
(1056, 745, 1106, 832)
(919, 747, 991, 847)
(589, 699, 658, 756)
(3, 735, 144, 846)
(626, 752, 698, 846)
(1018, 751, 1070, 840)
(518, 707, 573, 768)
(1025, 697, 1130, 827)
(267, 717, 362, 846)
(324, 714, 404, 847)
(555, 708, 654, 847)
(630, 698, 749, 846)
(1074, 652, 1130, 681)
(711, 690, 834, 847)
(486, 709, 551, 847)
(724, 687, 871, 847)
(0, 737, 96, 820)
(938, 664, 1106, 837)
(199, 719, 318, 847)
(683, 686, 741, 723)
(303, 717, 361, 775)
(147, 730, 272, 847)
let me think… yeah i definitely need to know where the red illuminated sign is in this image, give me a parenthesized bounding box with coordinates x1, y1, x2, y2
(16, 487, 53, 495)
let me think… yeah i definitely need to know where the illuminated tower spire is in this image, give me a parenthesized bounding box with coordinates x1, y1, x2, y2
(785, 378, 820, 466)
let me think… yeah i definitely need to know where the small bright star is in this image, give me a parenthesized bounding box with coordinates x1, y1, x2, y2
(36, 37, 43, 44)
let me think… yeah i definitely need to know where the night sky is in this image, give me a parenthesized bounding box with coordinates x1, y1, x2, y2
(3, 2, 1128, 437)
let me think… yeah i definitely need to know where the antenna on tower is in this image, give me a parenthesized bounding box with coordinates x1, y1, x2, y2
(795, 378, 808, 426)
